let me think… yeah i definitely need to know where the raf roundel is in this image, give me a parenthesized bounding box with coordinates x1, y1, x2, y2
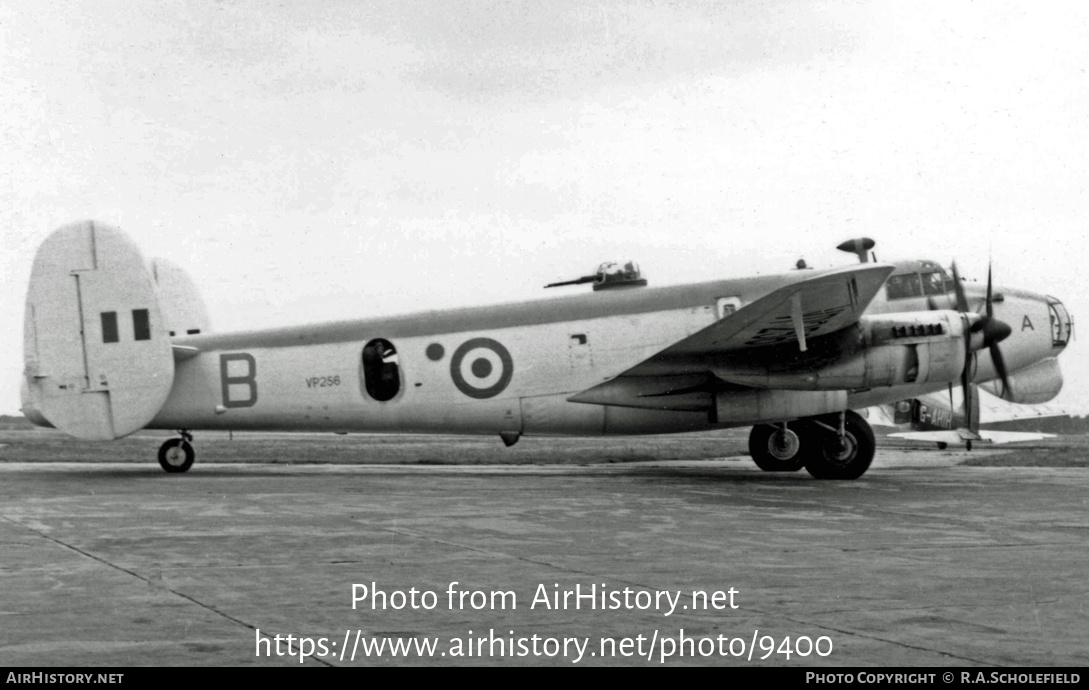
(450, 338, 514, 399)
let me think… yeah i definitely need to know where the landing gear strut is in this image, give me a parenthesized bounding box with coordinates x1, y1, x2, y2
(748, 423, 805, 472)
(158, 430, 194, 473)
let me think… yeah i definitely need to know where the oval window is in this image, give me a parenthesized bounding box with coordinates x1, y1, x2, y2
(361, 338, 400, 401)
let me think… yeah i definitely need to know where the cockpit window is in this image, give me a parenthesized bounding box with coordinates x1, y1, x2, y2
(920, 270, 949, 296)
(886, 274, 923, 300)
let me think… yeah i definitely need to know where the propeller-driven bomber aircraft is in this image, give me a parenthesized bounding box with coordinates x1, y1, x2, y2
(21, 222, 1073, 479)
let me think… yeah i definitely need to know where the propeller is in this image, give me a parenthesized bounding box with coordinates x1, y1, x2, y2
(950, 262, 1013, 431)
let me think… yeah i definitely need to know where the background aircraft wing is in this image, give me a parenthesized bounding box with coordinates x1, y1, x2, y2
(859, 405, 898, 427)
(890, 429, 1055, 444)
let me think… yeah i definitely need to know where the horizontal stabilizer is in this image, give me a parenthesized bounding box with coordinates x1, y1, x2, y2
(172, 345, 201, 361)
(23, 221, 175, 440)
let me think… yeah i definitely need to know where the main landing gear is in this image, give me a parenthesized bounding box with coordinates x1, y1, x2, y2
(748, 410, 875, 480)
(748, 423, 806, 472)
(158, 430, 195, 473)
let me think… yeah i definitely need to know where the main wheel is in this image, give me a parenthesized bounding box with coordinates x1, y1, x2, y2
(801, 410, 875, 480)
(158, 438, 194, 473)
(748, 424, 805, 472)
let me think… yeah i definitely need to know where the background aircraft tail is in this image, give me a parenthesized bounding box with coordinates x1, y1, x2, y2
(21, 221, 178, 440)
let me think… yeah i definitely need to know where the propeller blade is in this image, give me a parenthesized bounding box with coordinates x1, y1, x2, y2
(961, 359, 973, 433)
(961, 326, 973, 433)
(951, 261, 970, 313)
(968, 382, 980, 433)
(985, 264, 994, 319)
(951, 259, 1010, 428)
(990, 342, 1013, 399)
(955, 260, 1012, 345)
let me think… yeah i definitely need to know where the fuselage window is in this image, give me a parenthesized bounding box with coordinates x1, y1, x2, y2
(920, 271, 948, 296)
(716, 297, 742, 320)
(886, 274, 923, 300)
(361, 338, 401, 401)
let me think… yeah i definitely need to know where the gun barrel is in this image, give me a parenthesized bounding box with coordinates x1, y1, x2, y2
(544, 275, 597, 288)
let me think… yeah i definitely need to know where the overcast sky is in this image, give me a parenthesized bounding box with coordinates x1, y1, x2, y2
(3, 0, 1088, 415)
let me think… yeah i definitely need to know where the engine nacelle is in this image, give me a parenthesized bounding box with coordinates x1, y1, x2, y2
(980, 357, 1063, 404)
(714, 311, 968, 391)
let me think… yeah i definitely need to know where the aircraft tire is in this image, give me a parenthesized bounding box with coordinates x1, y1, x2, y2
(158, 438, 194, 474)
(802, 410, 874, 480)
(748, 425, 805, 472)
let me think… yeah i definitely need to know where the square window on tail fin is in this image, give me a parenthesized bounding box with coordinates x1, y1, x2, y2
(101, 312, 119, 343)
(133, 309, 151, 341)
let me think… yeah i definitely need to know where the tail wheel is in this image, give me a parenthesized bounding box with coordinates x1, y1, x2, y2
(802, 410, 874, 480)
(158, 438, 194, 473)
(748, 424, 805, 472)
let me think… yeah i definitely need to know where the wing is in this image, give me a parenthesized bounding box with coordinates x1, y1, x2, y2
(569, 263, 895, 409)
(890, 429, 1055, 444)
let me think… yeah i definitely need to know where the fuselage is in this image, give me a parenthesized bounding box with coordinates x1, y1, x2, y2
(145, 260, 1070, 438)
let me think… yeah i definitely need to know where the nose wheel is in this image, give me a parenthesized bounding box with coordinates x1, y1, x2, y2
(158, 431, 195, 473)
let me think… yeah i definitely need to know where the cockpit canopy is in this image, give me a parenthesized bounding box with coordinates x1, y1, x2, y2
(884, 260, 953, 301)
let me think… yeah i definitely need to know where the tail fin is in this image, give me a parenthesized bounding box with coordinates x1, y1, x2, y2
(22, 221, 175, 440)
(150, 257, 212, 337)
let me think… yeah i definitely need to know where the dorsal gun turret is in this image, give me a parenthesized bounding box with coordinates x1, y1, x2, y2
(545, 260, 648, 291)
